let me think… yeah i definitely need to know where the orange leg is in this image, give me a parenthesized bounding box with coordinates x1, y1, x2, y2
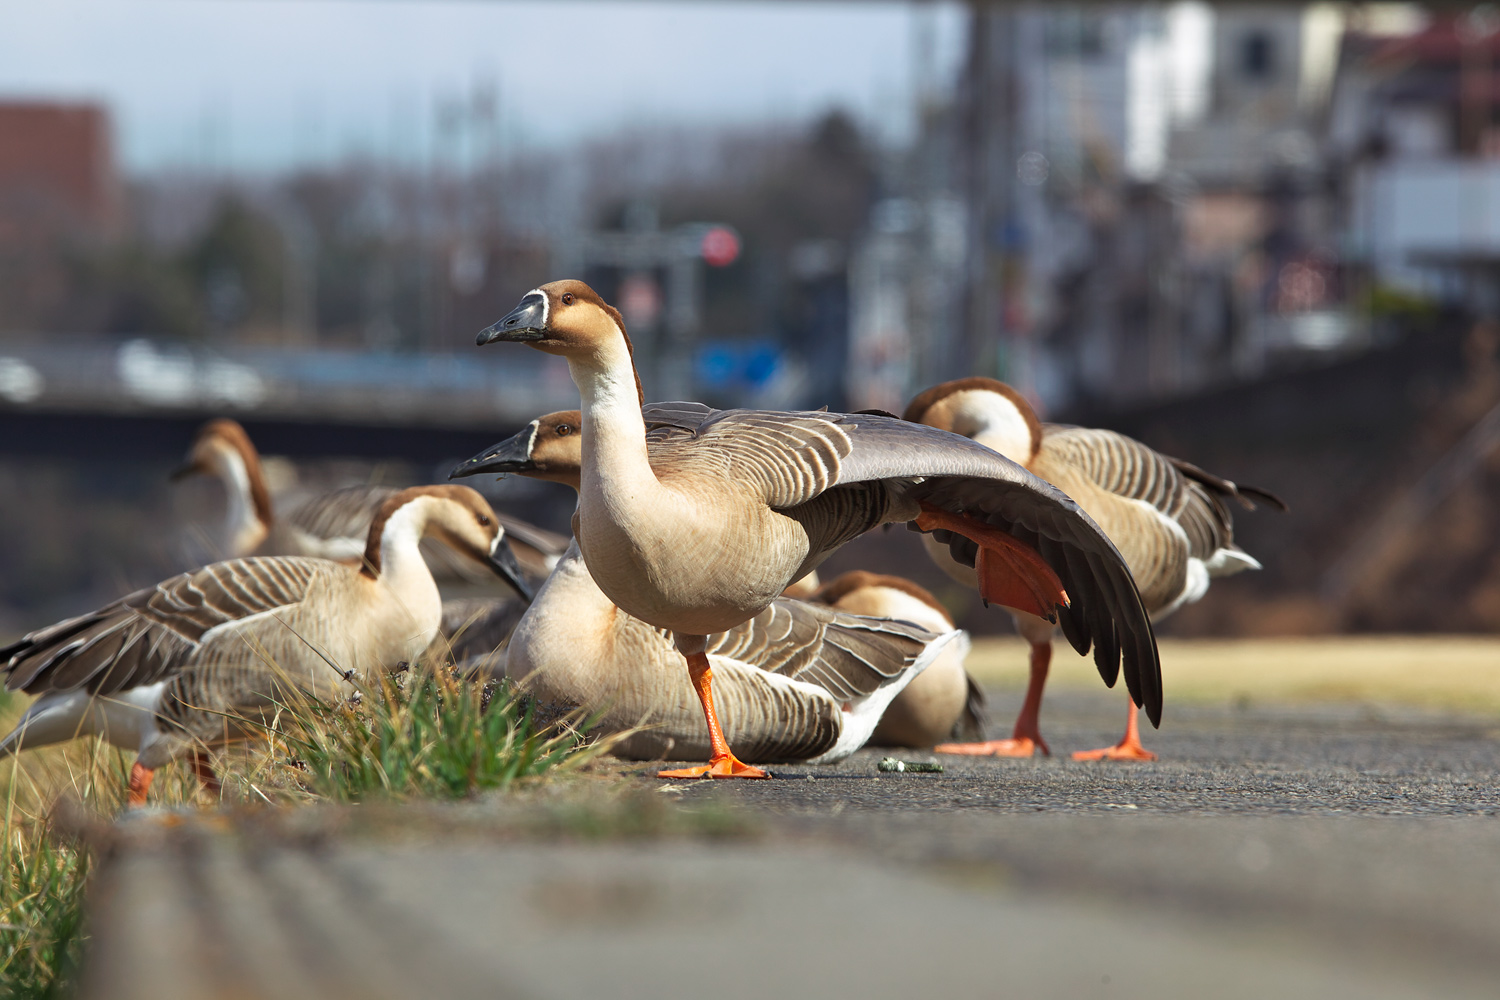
(1071, 695, 1158, 762)
(658, 652, 771, 779)
(937, 641, 1052, 757)
(127, 760, 155, 808)
(915, 503, 1068, 620)
(189, 748, 222, 800)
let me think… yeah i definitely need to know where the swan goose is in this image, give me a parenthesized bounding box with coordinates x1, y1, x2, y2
(453, 411, 960, 764)
(472, 279, 1160, 779)
(0, 484, 527, 806)
(904, 377, 1285, 760)
(172, 417, 567, 579)
(812, 571, 984, 748)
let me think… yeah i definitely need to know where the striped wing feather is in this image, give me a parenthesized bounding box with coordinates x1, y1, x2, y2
(707, 599, 939, 703)
(641, 403, 1162, 725)
(1, 557, 327, 696)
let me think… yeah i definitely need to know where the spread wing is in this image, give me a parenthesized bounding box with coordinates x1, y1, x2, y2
(1, 557, 327, 696)
(642, 404, 1161, 725)
(708, 598, 943, 703)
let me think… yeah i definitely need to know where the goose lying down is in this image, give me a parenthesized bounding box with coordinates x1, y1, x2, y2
(471, 280, 1161, 779)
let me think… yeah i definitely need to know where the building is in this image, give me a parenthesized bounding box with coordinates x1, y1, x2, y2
(0, 101, 121, 245)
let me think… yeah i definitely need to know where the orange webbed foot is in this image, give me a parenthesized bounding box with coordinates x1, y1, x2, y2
(914, 503, 1068, 619)
(1071, 741, 1157, 762)
(127, 760, 155, 808)
(934, 736, 1050, 758)
(658, 754, 771, 779)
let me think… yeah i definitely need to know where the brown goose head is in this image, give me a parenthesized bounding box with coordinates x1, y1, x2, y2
(450, 410, 583, 492)
(476, 280, 644, 406)
(903, 377, 1042, 465)
(361, 484, 531, 600)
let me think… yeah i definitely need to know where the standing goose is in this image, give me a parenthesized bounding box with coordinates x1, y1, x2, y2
(0, 485, 529, 805)
(171, 418, 567, 578)
(812, 571, 985, 747)
(904, 377, 1285, 760)
(453, 412, 960, 765)
(472, 279, 1160, 779)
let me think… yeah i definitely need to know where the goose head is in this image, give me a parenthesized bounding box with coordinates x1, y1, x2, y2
(171, 419, 271, 496)
(170, 417, 274, 553)
(450, 410, 583, 491)
(362, 484, 532, 599)
(477, 281, 644, 405)
(903, 377, 1042, 465)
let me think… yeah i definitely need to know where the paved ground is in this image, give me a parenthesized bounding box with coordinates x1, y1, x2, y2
(82, 688, 1500, 999)
(673, 689, 1500, 817)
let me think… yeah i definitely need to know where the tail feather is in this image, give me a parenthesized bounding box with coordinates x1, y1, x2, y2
(951, 669, 988, 743)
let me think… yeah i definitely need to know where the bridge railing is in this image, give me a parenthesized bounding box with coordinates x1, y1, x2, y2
(0, 336, 581, 428)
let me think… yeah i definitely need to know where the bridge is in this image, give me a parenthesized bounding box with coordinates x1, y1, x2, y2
(0, 336, 583, 461)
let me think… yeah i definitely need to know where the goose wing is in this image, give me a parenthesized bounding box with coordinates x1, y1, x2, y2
(494, 513, 570, 558)
(642, 404, 1161, 725)
(708, 598, 943, 702)
(1043, 425, 1285, 560)
(1, 557, 329, 696)
(282, 485, 393, 543)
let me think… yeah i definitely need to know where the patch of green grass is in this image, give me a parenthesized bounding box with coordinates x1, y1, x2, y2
(278, 664, 601, 803)
(0, 826, 88, 1000)
(0, 650, 612, 996)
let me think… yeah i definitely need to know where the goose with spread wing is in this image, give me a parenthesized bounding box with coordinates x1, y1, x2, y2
(0, 485, 528, 806)
(905, 377, 1285, 760)
(454, 411, 960, 764)
(471, 280, 1160, 779)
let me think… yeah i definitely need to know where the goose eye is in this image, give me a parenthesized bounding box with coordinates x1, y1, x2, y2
(560, 292, 575, 306)
(477, 514, 491, 526)
(556, 424, 573, 436)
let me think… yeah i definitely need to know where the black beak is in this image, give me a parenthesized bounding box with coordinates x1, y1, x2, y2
(488, 534, 534, 601)
(450, 426, 535, 480)
(477, 292, 548, 346)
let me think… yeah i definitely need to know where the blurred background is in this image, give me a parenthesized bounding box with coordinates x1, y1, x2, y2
(0, 0, 1494, 639)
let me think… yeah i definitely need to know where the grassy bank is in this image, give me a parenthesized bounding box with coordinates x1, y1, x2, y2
(0, 660, 605, 997)
(967, 635, 1500, 714)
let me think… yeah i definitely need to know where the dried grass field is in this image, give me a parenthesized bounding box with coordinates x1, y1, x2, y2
(966, 635, 1500, 715)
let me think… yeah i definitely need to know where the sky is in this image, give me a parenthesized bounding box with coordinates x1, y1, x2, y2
(0, 0, 967, 174)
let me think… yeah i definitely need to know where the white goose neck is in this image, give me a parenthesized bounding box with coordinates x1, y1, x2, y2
(375, 499, 436, 586)
(569, 337, 654, 492)
(953, 391, 1036, 463)
(211, 445, 268, 555)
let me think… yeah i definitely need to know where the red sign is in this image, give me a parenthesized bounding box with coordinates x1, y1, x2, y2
(700, 226, 741, 267)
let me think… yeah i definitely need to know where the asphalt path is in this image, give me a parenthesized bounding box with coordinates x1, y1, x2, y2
(667, 689, 1500, 817)
(83, 689, 1500, 998)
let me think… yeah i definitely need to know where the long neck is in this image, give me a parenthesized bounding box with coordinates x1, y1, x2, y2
(212, 447, 270, 555)
(367, 501, 435, 588)
(570, 340, 659, 501)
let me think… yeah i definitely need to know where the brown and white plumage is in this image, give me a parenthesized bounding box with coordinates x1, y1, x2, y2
(905, 377, 1284, 759)
(512, 543, 956, 764)
(0, 485, 526, 802)
(467, 281, 1161, 778)
(172, 418, 568, 580)
(813, 571, 984, 748)
(454, 411, 960, 764)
